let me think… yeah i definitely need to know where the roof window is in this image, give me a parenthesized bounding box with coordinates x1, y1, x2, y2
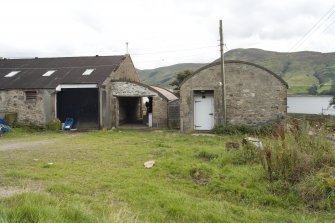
(4, 71, 20, 77)
(42, 70, 56, 77)
(82, 69, 95, 76)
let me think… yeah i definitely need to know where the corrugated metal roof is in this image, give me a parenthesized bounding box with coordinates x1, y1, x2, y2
(151, 86, 178, 101)
(0, 56, 125, 89)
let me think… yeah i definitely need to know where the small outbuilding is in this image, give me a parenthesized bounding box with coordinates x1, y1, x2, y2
(179, 60, 288, 132)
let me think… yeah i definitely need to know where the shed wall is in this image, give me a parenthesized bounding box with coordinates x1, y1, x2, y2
(180, 62, 287, 132)
(152, 97, 168, 128)
(0, 89, 55, 126)
(168, 100, 180, 129)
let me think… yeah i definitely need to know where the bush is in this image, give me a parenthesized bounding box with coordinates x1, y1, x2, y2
(17, 123, 45, 132)
(195, 151, 219, 161)
(296, 168, 335, 211)
(261, 123, 335, 184)
(230, 142, 262, 165)
(213, 124, 275, 136)
(47, 119, 61, 131)
(4, 113, 17, 126)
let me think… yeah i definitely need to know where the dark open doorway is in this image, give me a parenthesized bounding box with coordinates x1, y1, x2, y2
(118, 97, 143, 125)
(143, 97, 153, 127)
(57, 88, 99, 129)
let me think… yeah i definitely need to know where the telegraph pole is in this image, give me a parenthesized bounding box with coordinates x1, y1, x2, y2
(220, 20, 227, 125)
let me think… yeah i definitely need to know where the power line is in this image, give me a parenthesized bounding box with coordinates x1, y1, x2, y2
(304, 14, 335, 49)
(128, 41, 218, 52)
(130, 45, 219, 56)
(290, 4, 335, 51)
(132, 49, 219, 63)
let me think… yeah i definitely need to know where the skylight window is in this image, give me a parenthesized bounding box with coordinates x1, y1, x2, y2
(4, 71, 20, 77)
(42, 70, 56, 77)
(82, 69, 95, 76)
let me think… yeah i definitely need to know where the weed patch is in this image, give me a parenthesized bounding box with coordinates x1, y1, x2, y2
(195, 151, 219, 162)
(296, 168, 335, 211)
(189, 164, 213, 185)
(213, 124, 275, 136)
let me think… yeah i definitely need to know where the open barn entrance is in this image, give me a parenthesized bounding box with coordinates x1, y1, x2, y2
(57, 88, 99, 129)
(118, 97, 143, 126)
(111, 81, 159, 128)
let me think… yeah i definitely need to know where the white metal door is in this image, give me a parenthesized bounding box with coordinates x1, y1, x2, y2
(194, 93, 214, 130)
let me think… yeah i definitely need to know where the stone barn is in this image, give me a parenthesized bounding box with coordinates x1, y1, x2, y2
(179, 60, 288, 132)
(0, 55, 176, 129)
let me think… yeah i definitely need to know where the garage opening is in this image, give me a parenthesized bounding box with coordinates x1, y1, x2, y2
(118, 97, 143, 125)
(57, 88, 99, 129)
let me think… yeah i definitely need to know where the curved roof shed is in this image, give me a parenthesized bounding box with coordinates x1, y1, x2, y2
(179, 60, 288, 132)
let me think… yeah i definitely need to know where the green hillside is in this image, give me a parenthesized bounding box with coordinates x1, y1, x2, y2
(137, 63, 205, 87)
(137, 48, 335, 95)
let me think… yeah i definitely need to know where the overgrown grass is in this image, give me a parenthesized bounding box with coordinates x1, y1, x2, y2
(212, 124, 275, 136)
(0, 128, 334, 222)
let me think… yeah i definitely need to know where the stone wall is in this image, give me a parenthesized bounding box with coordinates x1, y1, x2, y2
(111, 82, 157, 97)
(180, 61, 288, 132)
(152, 96, 168, 128)
(225, 62, 287, 126)
(110, 55, 140, 82)
(168, 99, 180, 129)
(0, 89, 55, 126)
(180, 65, 224, 132)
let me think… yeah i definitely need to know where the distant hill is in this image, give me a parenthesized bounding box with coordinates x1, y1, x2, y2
(137, 48, 335, 95)
(137, 63, 205, 87)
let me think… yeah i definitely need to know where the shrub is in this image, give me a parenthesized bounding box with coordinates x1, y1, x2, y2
(4, 113, 17, 126)
(221, 140, 263, 166)
(18, 123, 45, 132)
(47, 119, 61, 131)
(195, 151, 219, 161)
(261, 123, 335, 184)
(296, 168, 335, 211)
(213, 124, 275, 136)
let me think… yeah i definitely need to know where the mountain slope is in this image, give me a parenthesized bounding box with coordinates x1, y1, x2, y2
(224, 49, 335, 94)
(137, 63, 205, 87)
(137, 48, 335, 94)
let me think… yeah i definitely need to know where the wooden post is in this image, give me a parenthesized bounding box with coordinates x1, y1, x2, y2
(220, 20, 227, 125)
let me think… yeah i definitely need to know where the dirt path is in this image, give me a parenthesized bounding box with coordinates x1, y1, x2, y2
(0, 139, 61, 151)
(0, 133, 81, 151)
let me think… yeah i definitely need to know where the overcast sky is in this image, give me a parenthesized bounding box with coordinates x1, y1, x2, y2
(0, 0, 334, 69)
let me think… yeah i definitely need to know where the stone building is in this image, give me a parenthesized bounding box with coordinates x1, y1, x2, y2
(179, 61, 288, 132)
(0, 55, 176, 129)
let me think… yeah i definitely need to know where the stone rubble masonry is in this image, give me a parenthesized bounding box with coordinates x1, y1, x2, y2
(109, 54, 140, 82)
(0, 89, 55, 126)
(111, 82, 158, 97)
(152, 96, 168, 128)
(180, 61, 288, 132)
(168, 99, 180, 129)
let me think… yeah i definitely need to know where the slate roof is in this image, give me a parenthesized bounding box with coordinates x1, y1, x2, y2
(0, 55, 125, 89)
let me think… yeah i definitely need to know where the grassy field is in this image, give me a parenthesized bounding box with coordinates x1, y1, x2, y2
(0, 128, 334, 222)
